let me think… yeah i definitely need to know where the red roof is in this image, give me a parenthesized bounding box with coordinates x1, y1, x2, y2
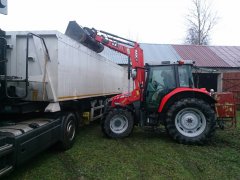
(172, 45, 230, 67)
(209, 46, 240, 67)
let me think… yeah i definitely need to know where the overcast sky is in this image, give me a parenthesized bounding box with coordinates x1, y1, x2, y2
(1, 0, 240, 46)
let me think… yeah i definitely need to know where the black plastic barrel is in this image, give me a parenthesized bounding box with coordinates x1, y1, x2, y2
(65, 21, 104, 53)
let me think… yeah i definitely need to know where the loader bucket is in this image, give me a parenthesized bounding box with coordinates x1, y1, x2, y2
(65, 21, 104, 53)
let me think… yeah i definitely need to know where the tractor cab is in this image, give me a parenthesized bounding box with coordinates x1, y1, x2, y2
(144, 61, 194, 112)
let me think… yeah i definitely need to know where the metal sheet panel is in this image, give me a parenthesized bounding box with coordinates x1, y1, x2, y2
(222, 72, 240, 106)
(215, 92, 237, 128)
(215, 92, 236, 118)
(140, 44, 180, 63)
(100, 46, 128, 65)
(56, 32, 124, 101)
(172, 45, 230, 67)
(210, 46, 240, 67)
(101, 43, 240, 68)
(100, 43, 181, 65)
(5, 31, 125, 102)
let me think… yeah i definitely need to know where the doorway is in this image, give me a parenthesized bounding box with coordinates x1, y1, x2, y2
(193, 73, 218, 91)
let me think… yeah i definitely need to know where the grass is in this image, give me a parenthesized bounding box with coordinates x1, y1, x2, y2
(4, 115, 240, 180)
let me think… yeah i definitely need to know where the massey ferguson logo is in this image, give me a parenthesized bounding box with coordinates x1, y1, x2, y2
(0, 0, 7, 15)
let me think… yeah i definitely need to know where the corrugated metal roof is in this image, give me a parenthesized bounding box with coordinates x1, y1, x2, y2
(100, 43, 180, 65)
(209, 46, 240, 67)
(100, 46, 128, 64)
(140, 44, 180, 63)
(100, 43, 240, 68)
(172, 45, 230, 67)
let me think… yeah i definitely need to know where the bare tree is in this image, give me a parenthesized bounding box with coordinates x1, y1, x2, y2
(185, 0, 218, 45)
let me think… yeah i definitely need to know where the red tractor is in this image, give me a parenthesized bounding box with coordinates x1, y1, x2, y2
(66, 21, 216, 145)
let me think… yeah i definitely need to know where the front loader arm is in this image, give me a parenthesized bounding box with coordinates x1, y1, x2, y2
(88, 28, 145, 96)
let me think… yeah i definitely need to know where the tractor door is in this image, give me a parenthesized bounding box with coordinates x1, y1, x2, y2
(144, 65, 177, 112)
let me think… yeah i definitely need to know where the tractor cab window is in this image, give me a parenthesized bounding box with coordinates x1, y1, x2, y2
(148, 66, 176, 91)
(178, 65, 194, 88)
(145, 66, 176, 111)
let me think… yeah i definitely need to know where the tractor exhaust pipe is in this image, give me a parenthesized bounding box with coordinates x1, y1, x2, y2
(65, 21, 104, 53)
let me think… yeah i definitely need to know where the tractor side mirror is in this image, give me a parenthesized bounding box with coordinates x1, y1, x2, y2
(131, 69, 137, 80)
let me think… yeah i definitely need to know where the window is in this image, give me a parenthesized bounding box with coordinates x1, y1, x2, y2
(148, 66, 176, 91)
(178, 65, 194, 87)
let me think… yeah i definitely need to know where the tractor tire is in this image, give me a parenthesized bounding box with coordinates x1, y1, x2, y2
(165, 98, 216, 145)
(59, 112, 77, 150)
(101, 108, 134, 138)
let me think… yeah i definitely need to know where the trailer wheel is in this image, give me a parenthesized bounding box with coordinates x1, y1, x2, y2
(165, 98, 216, 145)
(60, 112, 77, 150)
(102, 108, 134, 138)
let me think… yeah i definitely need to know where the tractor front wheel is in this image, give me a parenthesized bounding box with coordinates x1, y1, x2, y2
(102, 108, 134, 138)
(165, 98, 216, 145)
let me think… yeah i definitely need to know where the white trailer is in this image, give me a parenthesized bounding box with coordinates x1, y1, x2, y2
(0, 30, 125, 177)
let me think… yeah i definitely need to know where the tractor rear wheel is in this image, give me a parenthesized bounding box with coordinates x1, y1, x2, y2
(165, 98, 216, 145)
(102, 108, 134, 138)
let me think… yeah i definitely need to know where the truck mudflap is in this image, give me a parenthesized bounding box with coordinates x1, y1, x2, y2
(0, 118, 62, 177)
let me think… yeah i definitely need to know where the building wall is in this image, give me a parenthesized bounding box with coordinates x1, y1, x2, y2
(222, 72, 240, 106)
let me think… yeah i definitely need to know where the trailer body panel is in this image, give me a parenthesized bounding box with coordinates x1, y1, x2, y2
(4, 31, 124, 102)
